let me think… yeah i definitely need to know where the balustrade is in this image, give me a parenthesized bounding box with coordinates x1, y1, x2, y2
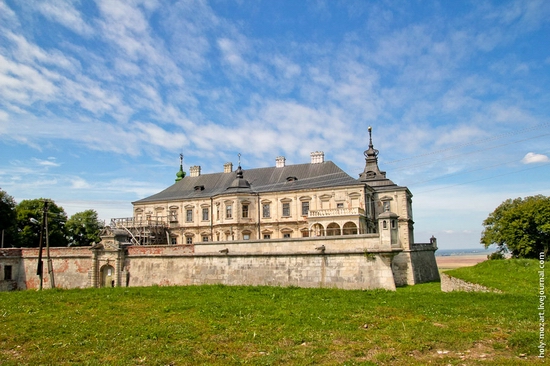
(308, 207, 365, 218)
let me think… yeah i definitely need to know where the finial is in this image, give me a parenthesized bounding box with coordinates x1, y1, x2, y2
(180, 153, 183, 165)
(238, 153, 241, 167)
(363, 126, 378, 159)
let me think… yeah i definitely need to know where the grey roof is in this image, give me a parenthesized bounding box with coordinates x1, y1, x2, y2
(134, 161, 365, 203)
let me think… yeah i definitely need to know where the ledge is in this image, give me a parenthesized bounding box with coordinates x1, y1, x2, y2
(440, 273, 502, 293)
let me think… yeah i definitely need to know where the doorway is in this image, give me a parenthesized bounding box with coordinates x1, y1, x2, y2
(100, 264, 115, 288)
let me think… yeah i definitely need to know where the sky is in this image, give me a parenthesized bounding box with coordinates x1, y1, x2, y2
(1, 0, 549, 250)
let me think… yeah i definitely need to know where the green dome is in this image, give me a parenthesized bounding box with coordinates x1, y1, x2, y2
(175, 166, 185, 182)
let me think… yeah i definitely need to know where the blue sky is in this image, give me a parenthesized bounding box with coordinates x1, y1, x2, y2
(1, 0, 549, 250)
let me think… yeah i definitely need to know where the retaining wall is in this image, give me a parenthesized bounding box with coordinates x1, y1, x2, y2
(440, 273, 501, 293)
(1, 235, 439, 291)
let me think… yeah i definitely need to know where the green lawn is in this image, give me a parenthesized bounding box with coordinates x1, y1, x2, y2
(0, 260, 544, 365)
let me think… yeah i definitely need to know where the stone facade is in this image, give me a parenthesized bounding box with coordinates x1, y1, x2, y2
(0, 128, 440, 291)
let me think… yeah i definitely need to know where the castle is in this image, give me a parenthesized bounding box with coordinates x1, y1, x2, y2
(0, 128, 439, 291)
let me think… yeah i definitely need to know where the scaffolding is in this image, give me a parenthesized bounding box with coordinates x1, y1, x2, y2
(110, 217, 170, 245)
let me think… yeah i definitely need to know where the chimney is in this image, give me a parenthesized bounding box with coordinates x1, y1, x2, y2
(224, 162, 233, 173)
(275, 156, 286, 168)
(310, 151, 325, 164)
(189, 165, 201, 177)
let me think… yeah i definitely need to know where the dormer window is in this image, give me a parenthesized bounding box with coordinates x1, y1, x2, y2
(286, 176, 298, 182)
(194, 185, 205, 191)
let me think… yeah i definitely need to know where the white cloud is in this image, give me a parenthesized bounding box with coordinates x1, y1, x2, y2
(71, 177, 91, 189)
(522, 152, 550, 164)
(35, 0, 94, 36)
(32, 157, 60, 168)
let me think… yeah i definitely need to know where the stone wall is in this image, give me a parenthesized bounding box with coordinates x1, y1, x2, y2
(390, 246, 440, 286)
(125, 250, 397, 290)
(410, 246, 441, 284)
(1, 248, 94, 290)
(123, 235, 399, 290)
(440, 273, 501, 293)
(1, 234, 440, 291)
(0, 249, 20, 291)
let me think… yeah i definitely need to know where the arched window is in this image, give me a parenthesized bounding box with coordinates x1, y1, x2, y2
(326, 223, 341, 236)
(343, 222, 358, 235)
(311, 223, 325, 237)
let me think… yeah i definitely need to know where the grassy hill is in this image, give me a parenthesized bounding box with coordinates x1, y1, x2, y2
(0, 260, 542, 365)
(444, 259, 539, 294)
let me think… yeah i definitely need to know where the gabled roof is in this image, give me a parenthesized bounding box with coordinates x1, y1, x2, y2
(134, 161, 364, 203)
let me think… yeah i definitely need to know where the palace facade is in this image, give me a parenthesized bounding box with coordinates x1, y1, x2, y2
(122, 128, 413, 250)
(0, 128, 439, 291)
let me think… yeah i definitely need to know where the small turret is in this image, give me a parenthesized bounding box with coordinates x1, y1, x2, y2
(175, 153, 186, 182)
(227, 153, 251, 190)
(359, 127, 395, 187)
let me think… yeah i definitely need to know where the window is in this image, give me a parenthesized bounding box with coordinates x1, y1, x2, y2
(337, 203, 344, 209)
(383, 220, 387, 229)
(202, 208, 209, 221)
(263, 234, 271, 240)
(282, 203, 290, 217)
(216, 205, 220, 220)
(262, 204, 270, 218)
(243, 234, 250, 240)
(169, 210, 178, 222)
(283, 233, 291, 238)
(4, 265, 12, 281)
(383, 201, 390, 212)
(186, 209, 193, 222)
(301, 201, 309, 216)
(202, 236, 209, 242)
(302, 230, 309, 237)
(242, 204, 249, 218)
(171, 237, 177, 245)
(226, 204, 232, 219)
(391, 220, 397, 229)
(186, 237, 193, 244)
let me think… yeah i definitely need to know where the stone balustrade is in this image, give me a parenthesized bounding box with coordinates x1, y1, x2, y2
(308, 207, 365, 218)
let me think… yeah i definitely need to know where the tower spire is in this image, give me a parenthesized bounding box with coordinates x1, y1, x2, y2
(236, 153, 244, 179)
(359, 126, 385, 181)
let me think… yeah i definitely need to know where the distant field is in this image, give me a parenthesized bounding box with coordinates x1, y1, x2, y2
(0, 260, 542, 365)
(436, 253, 488, 270)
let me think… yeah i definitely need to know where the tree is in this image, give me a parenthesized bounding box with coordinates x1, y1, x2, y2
(16, 199, 68, 247)
(481, 195, 550, 259)
(66, 209, 104, 247)
(0, 189, 17, 247)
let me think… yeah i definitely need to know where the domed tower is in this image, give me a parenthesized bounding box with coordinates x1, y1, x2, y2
(227, 153, 251, 190)
(175, 153, 186, 182)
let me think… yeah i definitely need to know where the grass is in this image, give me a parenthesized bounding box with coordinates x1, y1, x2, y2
(444, 258, 539, 294)
(0, 259, 544, 365)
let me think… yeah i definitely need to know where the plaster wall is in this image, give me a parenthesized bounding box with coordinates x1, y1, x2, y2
(11, 248, 93, 290)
